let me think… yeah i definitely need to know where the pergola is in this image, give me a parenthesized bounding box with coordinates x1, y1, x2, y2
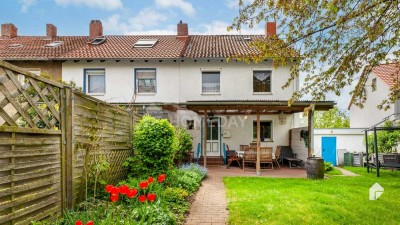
(184, 100, 335, 175)
(365, 113, 400, 177)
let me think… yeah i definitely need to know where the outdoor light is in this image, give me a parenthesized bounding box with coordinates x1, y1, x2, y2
(279, 112, 286, 125)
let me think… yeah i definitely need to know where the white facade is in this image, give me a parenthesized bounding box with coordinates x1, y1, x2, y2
(62, 59, 296, 103)
(349, 73, 393, 128)
(62, 59, 300, 155)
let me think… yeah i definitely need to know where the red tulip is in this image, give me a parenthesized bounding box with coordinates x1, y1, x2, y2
(147, 193, 156, 202)
(139, 181, 148, 189)
(157, 174, 166, 183)
(110, 194, 119, 202)
(105, 184, 114, 193)
(75, 220, 83, 225)
(148, 176, 154, 183)
(126, 188, 138, 198)
(119, 185, 129, 195)
(86, 221, 94, 225)
(110, 186, 119, 195)
(138, 195, 147, 203)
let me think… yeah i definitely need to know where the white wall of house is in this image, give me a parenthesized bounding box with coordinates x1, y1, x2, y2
(176, 109, 294, 155)
(62, 59, 296, 103)
(290, 127, 309, 162)
(350, 73, 393, 128)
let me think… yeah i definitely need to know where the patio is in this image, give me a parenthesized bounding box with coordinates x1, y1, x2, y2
(207, 165, 307, 178)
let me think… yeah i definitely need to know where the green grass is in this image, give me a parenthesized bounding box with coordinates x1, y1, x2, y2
(325, 168, 342, 175)
(224, 167, 400, 225)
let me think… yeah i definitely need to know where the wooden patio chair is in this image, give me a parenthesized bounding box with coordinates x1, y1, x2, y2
(260, 147, 273, 170)
(226, 149, 242, 169)
(274, 145, 281, 168)
(243, 146, 257, 171)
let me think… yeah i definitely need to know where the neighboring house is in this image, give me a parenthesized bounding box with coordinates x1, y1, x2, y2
(0, 20, 335, 165)
(0, 23, 88, 81)
(348, 63, 400, 128)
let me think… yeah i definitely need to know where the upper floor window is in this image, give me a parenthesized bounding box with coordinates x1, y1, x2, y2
(136, 69, 156, 93)
(253, 70, 271, 93)
(85, 69, 105, 95)
(372, 78, 377, 92)
(202, 71, 220, 93)
(253, 121, 273, 141)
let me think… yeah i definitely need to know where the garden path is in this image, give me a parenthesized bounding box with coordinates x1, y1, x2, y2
(185, 170, 228, 225)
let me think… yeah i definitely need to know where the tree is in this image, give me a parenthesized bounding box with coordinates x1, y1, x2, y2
(365, 121, 400, 153)
(314, 106, 350, 128)
(229, 0, 400, 109)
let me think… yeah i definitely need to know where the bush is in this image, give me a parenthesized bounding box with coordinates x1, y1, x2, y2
(180, 163, 208, 180)
(128, 115, 177, 176)
(166, 165, 206, 194)
(324, 162, 334, 172)
(160, 187, 190, 224)
(174, 127, 193, 165)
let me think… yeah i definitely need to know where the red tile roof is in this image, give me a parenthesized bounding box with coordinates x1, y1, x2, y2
(184, 35, 262, 58)
(0, 34, 267, 60)
(0, 36, 88, 60)
(371, 63, 400, 87)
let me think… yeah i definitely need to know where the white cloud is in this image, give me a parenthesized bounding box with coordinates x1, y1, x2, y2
(225, 0, 253, 10)
(195, 20, 264, 35)
(154, 0, 195, 16)
(54, 0, 122, 10)
(103, 9, 173, 35)
(19, 0, 37, 12)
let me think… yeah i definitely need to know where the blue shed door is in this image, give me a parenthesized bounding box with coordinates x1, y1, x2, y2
(322, 137, 337, 166)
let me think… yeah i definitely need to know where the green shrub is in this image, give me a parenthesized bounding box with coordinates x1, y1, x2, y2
(174, 127, 193, 165)
(161, 187, 190, 224)
(324, 162, 334, 172)
(166, 169, 202, 194)
(180, 163, 207, 180)
(128, 115, 177, 176)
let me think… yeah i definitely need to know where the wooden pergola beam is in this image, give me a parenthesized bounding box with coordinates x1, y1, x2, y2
(203, 110, 207, 168)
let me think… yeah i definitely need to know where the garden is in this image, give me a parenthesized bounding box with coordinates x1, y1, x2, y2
(224, 167, 400, 225)
(34, 115, 206, 225)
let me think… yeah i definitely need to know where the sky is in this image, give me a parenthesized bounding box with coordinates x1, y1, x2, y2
(1, 0, 262, 35)
(0, 0, 352, 110)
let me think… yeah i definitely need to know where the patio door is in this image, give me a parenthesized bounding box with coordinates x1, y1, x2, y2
(206, 118, 220, 156)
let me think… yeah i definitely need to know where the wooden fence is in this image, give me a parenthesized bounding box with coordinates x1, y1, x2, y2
(0, 61, 140, 224)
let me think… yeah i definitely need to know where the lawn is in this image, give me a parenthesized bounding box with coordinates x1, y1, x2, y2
(224, 167, 400, 225)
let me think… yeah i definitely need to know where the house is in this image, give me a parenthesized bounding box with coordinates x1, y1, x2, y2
(0, 23, 88, 81)
(0, 20, 335, 172)
(348, 63, 400, 128)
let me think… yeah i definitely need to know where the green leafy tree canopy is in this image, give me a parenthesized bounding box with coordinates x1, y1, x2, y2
(365, 121, 400, 153)
(314, 106, 350, 128)
(230, 0, 399, 109)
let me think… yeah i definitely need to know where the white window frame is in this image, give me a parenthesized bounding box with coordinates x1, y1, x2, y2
(201, 70, 221, 94)
(252, 69, 273, 95)
(135, 69, 157, 94)
(85, 69, 106, 96)
(253, 120, 273, 142)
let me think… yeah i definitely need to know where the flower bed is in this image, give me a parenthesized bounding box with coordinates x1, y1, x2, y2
(33, 164, 206, 225)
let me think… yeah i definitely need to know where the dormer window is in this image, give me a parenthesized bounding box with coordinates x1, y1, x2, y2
(44, 41, 63, 48)
(8, 44, 23, 48)
(134, 39, 158, 48)
(91, 37, 106, 45)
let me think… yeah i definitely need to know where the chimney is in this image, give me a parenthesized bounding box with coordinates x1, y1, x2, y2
(89, 20, 103, 39)
(265, 22, 276, 37)
(46, 24, 57, 39)
(177, 20, 188, 39)
(1, 23, 18, 38)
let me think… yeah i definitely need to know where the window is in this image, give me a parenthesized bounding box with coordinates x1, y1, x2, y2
(134, 39, 158, 48)
(202, 71, 220, 93)
(85, 69, 105, 95)
(186, 120, 194, 130)
(18, 68, 41, 85)
(253, 121, 272, 141)
(91, 37, 106, 45)
(253, 70, 271, 93)
(136, 69, 156, 93)
(44, 41, 63, 48)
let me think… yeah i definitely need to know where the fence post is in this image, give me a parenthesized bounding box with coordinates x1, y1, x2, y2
(60, 87, 67, 213)
(64, 87, 75, 208)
